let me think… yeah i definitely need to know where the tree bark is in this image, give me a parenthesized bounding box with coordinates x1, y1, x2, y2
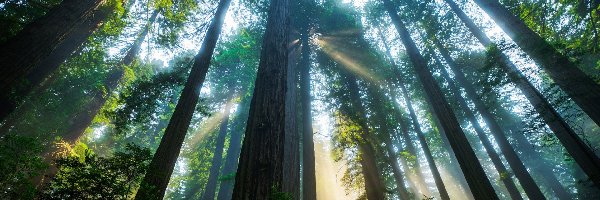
(445, 0, 600, 188)
(299, 27, 317, 200)
(0, 0, 107, 122)
(433, 41, 547, 199)
(381, 0, 499, 199)
(135, 0, 232, 198)
(231, 0, 292, 198)
(283, 35, 301, 199)
(472, 0, 600, 128)
(201, 101, 233, 200)
(216, 97, 251, 200)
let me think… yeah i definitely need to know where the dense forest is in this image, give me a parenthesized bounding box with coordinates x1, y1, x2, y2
(0, 0, 599, 199)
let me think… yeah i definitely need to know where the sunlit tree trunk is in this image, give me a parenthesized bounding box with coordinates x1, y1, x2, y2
(299, 26, 317, 200)
(381, 0, 499, 199)
(472, 0, 600, 128)
(0, 0, 108, 122)
(135, 0, 232, 198)
(216, 96, 251, 200)
(231, 0, 294, 198)
(445, 0, 600, 188)
(433, 41, 547, 199)
(201, 101, 233, 200)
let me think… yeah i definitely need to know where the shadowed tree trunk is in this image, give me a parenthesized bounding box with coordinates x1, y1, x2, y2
(201, 101, 233, 200)
(472, 0, 600, 128)
(444, 0, 600, 188)
(231, 0, 293, 198)
(299, 23, 317, 200)
(283, 34, 301, 199)
(364, 85, 411, 200)
(216, 96, 251, 200)
(381, 0, 499, 199)
(433, 40, 547, 199)
(135, 0, 232, 198)
(343, 74, 386, 200)
(0, 0, 108, 122)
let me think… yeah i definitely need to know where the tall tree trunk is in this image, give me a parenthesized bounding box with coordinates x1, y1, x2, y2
(433, 41, 547, 199)
(376, 26, 444, 199)
(445, 0, 600, 188)
(364, 85, 411, 200)
(231, 0, 293, 198)
(135, 0, 232, 198)
(344, 74, 387, 200)
(201, 101, 233, 200)
(381, 0, 499, 199)
(0, 0, 108, 122)
(284, 35, 301, 199)
(432, 53, 523, 199)
(473, 0, 600, 128)
(217, 96, 251, 200)
(299, 26, 317, 200)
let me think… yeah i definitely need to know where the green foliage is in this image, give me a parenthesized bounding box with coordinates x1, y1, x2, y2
(41, 143, 151, 199)
(0, 134, 48, 199)
(270, 185, 293, 200)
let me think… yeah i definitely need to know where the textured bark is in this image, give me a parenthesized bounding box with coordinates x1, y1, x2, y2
(135, 0, 232, 198)
(231, 0, 291, 198)
(381, 0, 499, 199)
(216, 97, 251, 200)
(434, 42, 547, 199)
(201, 102, 233, 200)
(283, 37, 301, 199)
(299, 29, 317, 200)
(0, 0, 107, 122)
(472, 0, 600, 128)
(344, 74, 387, 200)
(445, 0, 600, 188)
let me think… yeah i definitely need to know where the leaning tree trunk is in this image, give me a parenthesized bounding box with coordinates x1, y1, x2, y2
(376, 26, 446, 200)
(134, 0, 232, 199)
(0, 0, 108, 122)
(200, 101, 233, 200)
(431, 54, 523, 200)
(472, 0, 600, 128)
(433, 40, 547, 199)
(299, 25, 317, 200)
(216, 96, 250, 200)
(381, 0, 499, 199)
(231, 0, 294, 198)
(445, 0, 600, 188)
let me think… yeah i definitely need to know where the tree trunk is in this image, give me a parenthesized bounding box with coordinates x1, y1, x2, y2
(433, 41, 547, 199)
(216, 97, 251, 200)
(445, 0, 600, 188)
(231, 0, 292, 198)
(364, 85, 411, 200)
(135, 0, 232, 198)
(344, 74, 387, 200)
(473, 0, 600, 128)
(0, 0, 107, 122)
(201, 101, 233, 200)
(299, 27, 317, 200)
(381, 0, 499, 199)
(283, 35, 301, 199)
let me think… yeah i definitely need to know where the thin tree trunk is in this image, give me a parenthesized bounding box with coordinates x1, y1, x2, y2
(0, 0, 108, 122)
(473, 0, 600, 128)
(445, 0, 600, 188)
(364, 85, 411, 200)
(135, 0, 232, 198)
(216, 96, 251, 200)
(432, 54, 523, 199)
(201, 101, 233, 200)
(344, 74, 387, 200)
(433, 41, 547, 199)
(381, 0, 499, 199)
(231, 0, 292, 198)
(299, 26, 317, 200)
